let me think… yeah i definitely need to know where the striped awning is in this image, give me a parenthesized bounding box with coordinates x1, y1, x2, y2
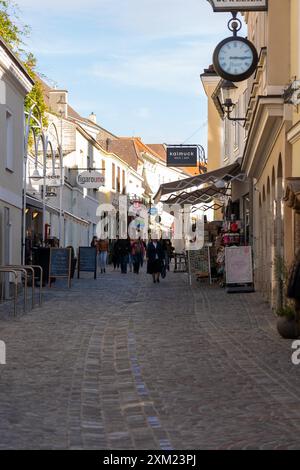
(154, 161, 244, 203)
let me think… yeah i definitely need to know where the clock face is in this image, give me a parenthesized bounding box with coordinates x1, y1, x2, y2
(218, 40, 253, 75)
(213, 37, 258, 82)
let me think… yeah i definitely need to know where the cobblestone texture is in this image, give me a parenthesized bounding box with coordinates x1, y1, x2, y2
(0, 267, 299, 449)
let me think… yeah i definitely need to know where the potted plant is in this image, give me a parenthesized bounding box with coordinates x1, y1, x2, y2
(276, 304, 300, 339)
(275, 254, 300, 339)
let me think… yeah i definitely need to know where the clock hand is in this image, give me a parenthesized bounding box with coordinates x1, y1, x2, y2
(230, 56, 252, 60)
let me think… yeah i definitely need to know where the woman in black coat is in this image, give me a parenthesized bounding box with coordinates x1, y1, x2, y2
(147, 239, 164, 284)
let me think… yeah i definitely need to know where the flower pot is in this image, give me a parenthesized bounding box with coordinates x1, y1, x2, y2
(277, 317, 300, 339)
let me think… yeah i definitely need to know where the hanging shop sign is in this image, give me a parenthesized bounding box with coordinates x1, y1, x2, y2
(45, 170, 63, 187)
(167, 147, 198, 168)
(45, 187, 58, 198)
(149, 207, 158, 216)
(207, 0, 268, 12)
(31, 168, 63, 187)
(133, 201, 142, 209)
(77, 171, 105, 189)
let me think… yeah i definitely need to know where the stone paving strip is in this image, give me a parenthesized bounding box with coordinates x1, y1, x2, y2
(0, 268, 299, 449)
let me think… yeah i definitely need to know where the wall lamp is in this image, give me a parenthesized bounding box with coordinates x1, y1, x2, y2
(220, 81, 246, 122)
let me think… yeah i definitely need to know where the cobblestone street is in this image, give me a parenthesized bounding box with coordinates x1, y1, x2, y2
(0, 268, 299, 450)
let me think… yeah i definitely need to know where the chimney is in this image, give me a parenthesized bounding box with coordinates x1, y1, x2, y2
(89, 112, 97, 124)
(49, 90, 68, 118)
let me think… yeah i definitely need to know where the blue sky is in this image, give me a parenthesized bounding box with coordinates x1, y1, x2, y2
(15, 0, 245, 147)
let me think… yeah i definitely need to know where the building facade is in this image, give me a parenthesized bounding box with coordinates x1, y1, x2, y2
(202, 0, 300, 309)
(0, 38, 34, 268)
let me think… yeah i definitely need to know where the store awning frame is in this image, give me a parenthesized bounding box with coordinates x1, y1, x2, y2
(154, 161, 245, 203)
(164, 184, 229, 206)
(26, 195, 60, 215)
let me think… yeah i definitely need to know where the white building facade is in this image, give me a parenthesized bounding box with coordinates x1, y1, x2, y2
(0, 38, 34, 267)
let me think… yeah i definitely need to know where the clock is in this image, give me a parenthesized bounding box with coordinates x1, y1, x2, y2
(213, 36, 258, 82)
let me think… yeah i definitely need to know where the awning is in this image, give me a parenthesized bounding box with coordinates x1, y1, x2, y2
(26, 195, 60, 215)
(164, 184, 228, 206)
(154, 161, 244, 203)
(64, 211, 90, 226)
(283, 178, 300, 211)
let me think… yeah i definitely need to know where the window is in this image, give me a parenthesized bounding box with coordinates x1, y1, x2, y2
(243, 90, 248, 140)
(224, 118, 230, 161)
(117, 167, 121, 193)
(234, 102, 239, 150)
(112, 163, 116, 190)
(6, 111, 14, 171)
(122, 170, 126, 193)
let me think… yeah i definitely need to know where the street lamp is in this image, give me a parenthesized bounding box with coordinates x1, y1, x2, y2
(23, 102, 64, 263)
(220, 81, 246, 122)
(30, 167, 43, 182)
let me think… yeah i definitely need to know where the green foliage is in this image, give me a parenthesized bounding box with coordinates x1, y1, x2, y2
(276, 305, 296, 319)
(0, 0, 47, 127)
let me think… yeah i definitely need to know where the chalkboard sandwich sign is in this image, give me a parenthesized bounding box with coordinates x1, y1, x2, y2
(78, 247, 97, 279)
(49, 248, 72, 289)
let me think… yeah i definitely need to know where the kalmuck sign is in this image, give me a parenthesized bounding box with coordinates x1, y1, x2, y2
(167, 147, 198, 168)
(77, 171, 105, 189)
(207, 0, 268, 12)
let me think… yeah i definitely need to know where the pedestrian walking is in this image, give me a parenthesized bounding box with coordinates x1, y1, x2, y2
(131, 239, 144, 275)
(139, 237, 146, 268)
(128, 253, 133, 273)
(162, 238, 173, 271)
(119, 237, 131, 274)
(91, 236, 98, 249)
(112, 236, 121, 270)
(147, 238, 164, 284)
(98, 238, 109, 274)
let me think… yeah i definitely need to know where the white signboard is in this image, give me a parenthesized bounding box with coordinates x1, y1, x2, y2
(77, 171, 105, 189)
(45, 170, 63, 187)
(31, 168, 63, 187)
(207, 0, 268, 12)
(225, 246, 253, 285)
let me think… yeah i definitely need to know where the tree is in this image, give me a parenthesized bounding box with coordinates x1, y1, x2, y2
(0, 0, 47, 126)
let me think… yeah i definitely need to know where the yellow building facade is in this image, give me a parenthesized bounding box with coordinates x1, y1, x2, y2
(286, 0, 300, 254)
(203, 0, 300, 308)
(242, 1, 292, 308)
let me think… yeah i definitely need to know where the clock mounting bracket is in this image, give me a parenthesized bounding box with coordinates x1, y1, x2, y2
(227, 12, 242, 37)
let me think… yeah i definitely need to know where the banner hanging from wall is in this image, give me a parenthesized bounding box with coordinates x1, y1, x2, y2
(207, 0, 268, 12)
